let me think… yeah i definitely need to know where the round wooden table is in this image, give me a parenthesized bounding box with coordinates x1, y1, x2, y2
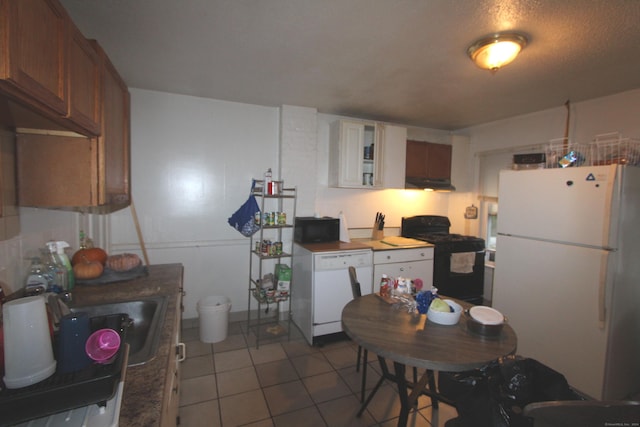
(342, 294, 517, 427)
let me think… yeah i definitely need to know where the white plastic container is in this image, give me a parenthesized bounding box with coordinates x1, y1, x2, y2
(197, 296, 232, 343)
(3, 296, 57, 388)
(427, 299, 463, 326)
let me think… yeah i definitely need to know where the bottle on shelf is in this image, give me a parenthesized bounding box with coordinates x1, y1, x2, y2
(264, 168, 272, 195)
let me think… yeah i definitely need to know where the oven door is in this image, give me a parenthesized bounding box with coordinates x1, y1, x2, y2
(434, 250, 485, 304)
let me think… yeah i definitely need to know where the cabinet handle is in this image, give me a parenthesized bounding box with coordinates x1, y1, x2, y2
(176, 342, 186, 362)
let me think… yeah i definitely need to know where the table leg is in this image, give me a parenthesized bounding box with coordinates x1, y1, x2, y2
(427, 369, 439, 409)
(393, 362, 410, 427)
(357, 355, 388, 417)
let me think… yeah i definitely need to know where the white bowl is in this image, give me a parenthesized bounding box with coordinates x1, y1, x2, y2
(427, 299, 463, 325)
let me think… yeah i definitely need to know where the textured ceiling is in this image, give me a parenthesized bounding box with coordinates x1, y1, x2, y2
(60, 0, 640, 130)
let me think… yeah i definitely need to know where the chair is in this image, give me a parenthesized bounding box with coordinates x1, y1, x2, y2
(348, 266, 368, 403)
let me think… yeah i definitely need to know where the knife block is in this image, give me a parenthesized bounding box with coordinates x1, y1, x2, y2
(371, 228, 384, 241)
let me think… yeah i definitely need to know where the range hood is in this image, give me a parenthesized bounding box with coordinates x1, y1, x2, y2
(405, 177, 456, 192)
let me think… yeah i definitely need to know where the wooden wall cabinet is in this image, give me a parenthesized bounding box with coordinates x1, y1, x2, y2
(0, 0, 102, 136)
(0, 128, 19, 240)
(405, 140, 452, 183)
(67, 23, 102, 135)
(93, 41, 131, 208)
(16, 42, 130, 212)
(0, 0, 67, 115)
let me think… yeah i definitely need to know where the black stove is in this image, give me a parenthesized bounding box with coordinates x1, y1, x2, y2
(401, 215, 485, 253)
(401, 215, 485, 304)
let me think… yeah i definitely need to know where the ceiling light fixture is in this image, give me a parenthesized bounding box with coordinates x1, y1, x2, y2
(467, 32, 528, 73)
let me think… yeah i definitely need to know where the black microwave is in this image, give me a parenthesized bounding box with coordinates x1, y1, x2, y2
(294, 217, 340, 243)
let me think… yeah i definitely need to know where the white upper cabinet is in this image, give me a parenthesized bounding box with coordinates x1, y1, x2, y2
(329, 119, 406, 189)
(379, 123, 407, 189)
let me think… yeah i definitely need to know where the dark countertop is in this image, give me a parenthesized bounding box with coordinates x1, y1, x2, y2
(71, 263, 184, 427)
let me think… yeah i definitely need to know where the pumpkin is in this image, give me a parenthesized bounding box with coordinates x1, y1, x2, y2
(72, 247, 108, 266)
(106, 253, 142, 272)
(73, 257, 104, 280)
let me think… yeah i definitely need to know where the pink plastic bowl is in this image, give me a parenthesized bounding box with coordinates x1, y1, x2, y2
(85, 328, 121, 363)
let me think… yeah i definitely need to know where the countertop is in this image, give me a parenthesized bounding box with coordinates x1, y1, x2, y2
(71, 263, 184, 427)
(295, 241, 371, 252)
(353, 236, 434, 251)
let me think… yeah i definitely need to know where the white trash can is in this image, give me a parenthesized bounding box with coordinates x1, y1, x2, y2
(197, 296, 232, 343)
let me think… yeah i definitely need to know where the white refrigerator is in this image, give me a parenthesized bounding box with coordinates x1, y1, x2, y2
(492, 164, 640, 400)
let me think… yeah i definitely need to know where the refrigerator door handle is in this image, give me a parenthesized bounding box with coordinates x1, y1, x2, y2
(598, 252, 609, 328)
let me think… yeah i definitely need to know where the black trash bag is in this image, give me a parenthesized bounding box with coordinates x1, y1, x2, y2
(439, 365, 495, 426)
(439, 355, 583, 427)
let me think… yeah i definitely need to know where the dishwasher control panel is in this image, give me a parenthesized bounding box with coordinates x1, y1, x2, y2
(315, 250, 372, 270)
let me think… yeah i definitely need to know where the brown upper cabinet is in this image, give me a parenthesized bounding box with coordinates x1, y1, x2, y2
(0, 0, 102, 136)
(16, 42, 130, 212)
(6, 0, 131, 212)
(406, 140, 452, 181)
(68, 23, 102, 135)
(95, 41, 131, 208)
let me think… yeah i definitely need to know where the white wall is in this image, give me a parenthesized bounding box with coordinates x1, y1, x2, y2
(109, 89, 280, 319)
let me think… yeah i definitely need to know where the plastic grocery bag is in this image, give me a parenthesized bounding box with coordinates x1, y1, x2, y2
(438, 355, 583, 427)
(228, 180, 261, 237)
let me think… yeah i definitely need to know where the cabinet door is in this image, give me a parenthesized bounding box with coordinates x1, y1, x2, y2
(0, 0, 68, 115)
(67, 23, 101, 135)
(373, 260, 433, 292)
(380, 124, 407, 188)
(339, 121, 365, 187)
(17, 133, 99, 207)
(0, 129, 19, 240)
(160, 292, 183, 427)
(329, 120, 382, 189)
(405, 140, 451, 180)
(405, 140, 428, 178)
(97, 43, 130, 207)
(426, 143, 452, 180)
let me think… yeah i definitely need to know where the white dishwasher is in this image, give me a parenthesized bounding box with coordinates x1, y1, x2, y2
(292, 244, 373, 345)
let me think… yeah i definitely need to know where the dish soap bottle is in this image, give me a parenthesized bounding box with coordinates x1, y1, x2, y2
(54, 241, 74, 291)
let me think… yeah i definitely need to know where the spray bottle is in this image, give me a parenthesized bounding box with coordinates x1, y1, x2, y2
(55, 241, 75, 291)
(45, 242, 67, 292)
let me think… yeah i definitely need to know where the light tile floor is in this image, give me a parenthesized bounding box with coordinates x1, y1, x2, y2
(178, 320, 458, 427)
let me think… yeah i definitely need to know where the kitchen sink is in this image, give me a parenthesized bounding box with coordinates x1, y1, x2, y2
(70, 295, 168, 366)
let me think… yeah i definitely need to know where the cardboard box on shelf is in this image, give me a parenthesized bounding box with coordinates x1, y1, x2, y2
(274, 264, 291, 296)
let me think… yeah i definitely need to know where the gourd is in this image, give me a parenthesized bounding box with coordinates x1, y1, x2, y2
(72, 247, 108, 266)
(73, 257, 104, 279)
(106, 253, 142, 272)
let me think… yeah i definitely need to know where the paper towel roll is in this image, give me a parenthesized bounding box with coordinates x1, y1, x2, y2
(339, 211, 350, 242)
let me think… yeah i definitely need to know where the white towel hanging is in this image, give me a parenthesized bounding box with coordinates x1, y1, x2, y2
(450, 252, 476, 274)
